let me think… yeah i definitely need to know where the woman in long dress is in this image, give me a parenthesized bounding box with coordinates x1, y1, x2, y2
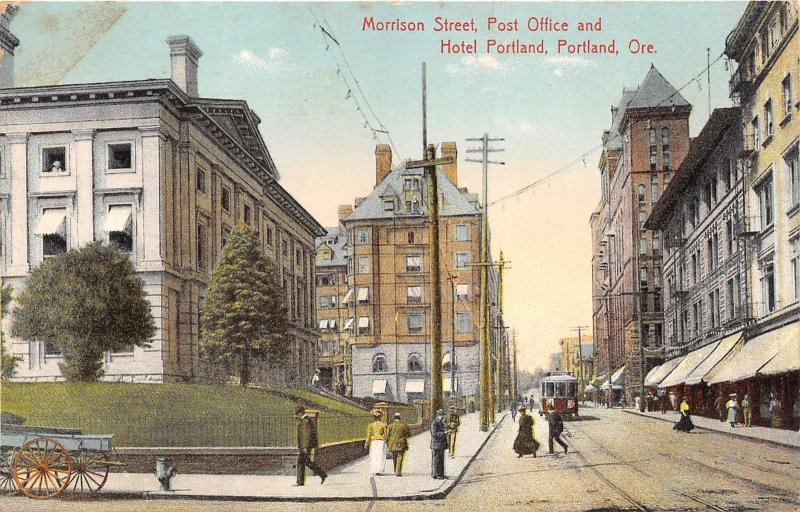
(673, 397, 695, 433)
(364, 409, 388, 475)
(513, 407, 540, 457)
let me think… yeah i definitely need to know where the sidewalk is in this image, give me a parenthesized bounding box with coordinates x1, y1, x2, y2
(101, 411, 504, 501)
(623, 408, 800, 449)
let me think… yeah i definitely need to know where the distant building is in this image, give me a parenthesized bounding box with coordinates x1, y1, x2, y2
(548, 352, 563, 373)
(559, 335, 594, 394)
(0, 20, 324, 384)
(333, 143, 499, 404)
(590, 65, 692, 404)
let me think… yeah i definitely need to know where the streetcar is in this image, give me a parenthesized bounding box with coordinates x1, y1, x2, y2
(539, 371, 579, 419)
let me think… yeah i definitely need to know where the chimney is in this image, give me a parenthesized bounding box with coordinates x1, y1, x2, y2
(166, 35, 203, 97)
(375, 144, 392, 185)
(441, 142, 458, 185)
(0, 5, 20, 89)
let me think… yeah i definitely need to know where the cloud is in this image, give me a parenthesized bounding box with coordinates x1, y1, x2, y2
(445, 55, 508, 75)
(233, 48, 291, 74)
(495, 118, 536, 134)
(543, 55, 595, 77)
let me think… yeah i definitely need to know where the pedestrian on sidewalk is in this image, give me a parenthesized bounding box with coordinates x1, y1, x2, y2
(659, 390, 667, 414)
(792, 394, 800, 431)
(447, 406, 460, 459)
(546, 410, 568, 454)
(365, 409, 388, 476)
(669, 391, 677, 412)
(742, 394, 752, 427)
(714, 393, 726, 422)
(726, 393, 739, 428)
(513, 407, 539, 458)
(768, 393, 782, 429)
(430, 409, 449, 479)
(294, 406, 327, 486)
(673, 397, 695, 433)
(386, 412, 410, 477)
(510, 403, 517, 422)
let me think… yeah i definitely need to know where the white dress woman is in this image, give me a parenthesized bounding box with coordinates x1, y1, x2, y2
(364, 410, 387, 475)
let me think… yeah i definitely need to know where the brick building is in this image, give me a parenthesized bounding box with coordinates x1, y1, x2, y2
(337, 143, 498, 404)
(591, 65, 692, 404)
(0, 22, 324, 384)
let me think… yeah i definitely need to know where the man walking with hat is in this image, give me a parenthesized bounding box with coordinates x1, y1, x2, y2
(430, 409, 449, 479)
(387, 412, 411, 477)
(295, 405, 327, 486)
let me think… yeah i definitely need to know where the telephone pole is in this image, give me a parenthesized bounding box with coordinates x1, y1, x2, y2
(511, 329, 518, 402)
(466, 133, 504, 431)
(571, 325, 589, 401)
(495, 252, 510, 412)
(405, 63, 454, 417)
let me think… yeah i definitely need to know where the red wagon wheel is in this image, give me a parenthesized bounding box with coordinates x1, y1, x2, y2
(68, 450, 109, 494)
(12, 438, 72, 499)
(0, 453, 17, 495)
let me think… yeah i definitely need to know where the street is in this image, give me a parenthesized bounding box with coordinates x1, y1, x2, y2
(2, 407, 797, 512)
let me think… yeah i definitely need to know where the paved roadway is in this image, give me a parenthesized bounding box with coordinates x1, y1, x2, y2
(2, 407, 798, 512)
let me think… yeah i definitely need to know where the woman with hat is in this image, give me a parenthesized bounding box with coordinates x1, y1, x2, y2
(364, 409, 388, 475)
(725, 393, 739, 428)
(673, 396, 695, 433)
(513, 406, 540, 457)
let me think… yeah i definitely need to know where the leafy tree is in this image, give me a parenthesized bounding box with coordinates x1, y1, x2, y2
(11, 243, 155, 382)
(201, 224, 288, 386)
(1, 284, 21, 380)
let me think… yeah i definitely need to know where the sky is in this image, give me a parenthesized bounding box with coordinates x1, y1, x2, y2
(10, 1, 747, 372)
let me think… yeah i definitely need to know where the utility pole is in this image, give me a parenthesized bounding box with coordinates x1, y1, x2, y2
(466, 133, 504, 431)
(571, 325, 589, 401)
(405, 63, 454, 417)
(495, 252, 510, 412)
(511, 329, 518, 402)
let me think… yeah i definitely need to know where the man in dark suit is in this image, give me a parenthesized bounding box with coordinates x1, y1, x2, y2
(295, 405, 327, 485)
(546, 410, 568, 454)
(430, 409, 448, 479)
(386, 412, 411, 476)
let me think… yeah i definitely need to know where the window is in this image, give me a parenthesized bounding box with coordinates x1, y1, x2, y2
(783, 75, 794, 117)
(243, 204, 251, 225)
(693, 301, 701, 336)
(653, 266, 662, 287)
(266, 226, 274, 246)
(197, 222, 208, 270)
(652, 233, 661, 256)
(639, 237, 647, 256)
(764, 100, 774, 139)
(355, 228, 370, 244)
(791, 237, 800, 301)
(222, 226, 232, 248)
(638, 184, 646, 204)
(44, 342, 62, 356)
(407, 314, 423, 333)
(357, 256, 370, 274)
(36, 208, 67, 258)
(383, 199, 395, 212)
(196, 168, 206, 193)
(651, 175, 660, 203)
(406, 255, 421, 272)
(295, 247, 302, 265)
(42, 146, 66, 174)
(107, 143, 132, 171)
(357, 287, 370, 304)
(455, 283, 469, 301)
(662, 128, 671, 170)
(639, 210, 647, 229)
(728, 158, 738, 187)
(221, 186, 231, 212)
(407, 231, 415, 244)
(455, 224, 470, 241)
(443, 352, 458, 372)
(318, 273, 336, 286)
(691, 196, 700, 226)
(707, 232, 718, 272)
(761, 28, 770, 63)
(403, 177, 419, 191)
(653, 291, 661, 312)
(372, 354, 388, 373)
(691, 252, 698, 284)
(725, 219, 734, 257)
(358, 316, 371, 335)
(756, 174, 774, 229)
(705, 177, 717, 210)
(105, 205, 133, 253)
(649, 128, 657, 170)
(709, 289, 719, 329)
(664, 172, 671, 191)
(760, 259, 776, 314)
(787, 149, 799, 209)
(407, 354, 424, 372)
(752, 117, 760, 149)
(320, 295, 337, 308)
(457, 312, 471, 334)
(640, 267, 648, 289)
(455, 252, 471, 269)
(407, 285, 422, 304)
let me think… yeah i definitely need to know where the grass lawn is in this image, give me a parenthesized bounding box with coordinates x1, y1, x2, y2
(0, 383, 380, 447)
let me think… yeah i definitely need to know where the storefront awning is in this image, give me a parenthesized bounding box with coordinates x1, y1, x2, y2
(584, 384, 597, 393)
(357, 287, 370, 302)
(35, 209, 66, 237)
(358, 317, 370, 329)
(755, 323, 800, 377)
(644, 356, 684, 387)
(684, 332, 742, 386)
(707, 326, 793, 385)
(372, 379, 388, 394)
(443, 377, 459, 392)
(659, 341, 720, 389)
(601, 366, 625, 390)
(405, 379, 425, 393)
(104, 205, 132, 233)
(342, 288, 354, 304)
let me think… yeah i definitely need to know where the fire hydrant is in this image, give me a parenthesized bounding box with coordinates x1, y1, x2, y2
(156, 457, 177, 491)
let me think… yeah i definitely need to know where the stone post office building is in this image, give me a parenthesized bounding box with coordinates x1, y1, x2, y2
(0, 21, 324, 384)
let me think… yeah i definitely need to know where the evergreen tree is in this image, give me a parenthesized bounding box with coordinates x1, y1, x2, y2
(201, 224, 288, 386)
(1, 284, 21, 380)
(11, 243, 155, 382)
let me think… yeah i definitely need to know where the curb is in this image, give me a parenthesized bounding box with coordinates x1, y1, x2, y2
(100, 414, 507, 503)
(622, 409, 800, 451)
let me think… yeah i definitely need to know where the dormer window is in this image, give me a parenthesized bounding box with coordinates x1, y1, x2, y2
(383, 199, 395, 212)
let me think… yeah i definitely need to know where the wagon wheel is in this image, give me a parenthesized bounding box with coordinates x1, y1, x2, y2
(0, 452, 17, 495)
(12, 438, 72, 499)
(68, 450, 109, 494)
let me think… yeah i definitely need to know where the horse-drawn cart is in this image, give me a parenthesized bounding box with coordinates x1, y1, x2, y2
(0, 425, 124, 499)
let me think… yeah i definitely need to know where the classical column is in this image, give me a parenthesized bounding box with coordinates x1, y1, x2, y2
(7, 132, 28, 276)
(73, 129, 95, 246)
(139, 126, 165, 262)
